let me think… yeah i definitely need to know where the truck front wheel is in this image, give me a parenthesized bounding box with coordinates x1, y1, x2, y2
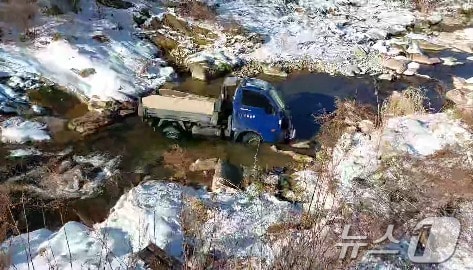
(242, 132, 262, 147)
(162, 125, 182, 140)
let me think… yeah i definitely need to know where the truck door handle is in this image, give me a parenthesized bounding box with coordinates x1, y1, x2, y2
(240, 108, 250, 111)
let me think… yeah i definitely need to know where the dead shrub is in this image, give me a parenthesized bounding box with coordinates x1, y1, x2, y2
(177, 0, 217, 22)
(381, 87, 426, 121)
(412, 0, 437, 13)
(180, 196, 213, 269)
(315, 99, 376, 149)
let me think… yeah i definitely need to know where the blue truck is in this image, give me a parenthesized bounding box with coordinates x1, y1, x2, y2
(138, 77, 295, 145)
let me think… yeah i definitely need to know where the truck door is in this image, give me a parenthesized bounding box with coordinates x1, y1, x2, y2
(233, 90, 281, 143)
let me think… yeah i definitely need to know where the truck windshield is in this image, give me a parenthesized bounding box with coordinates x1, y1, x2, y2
(269, 88, 286, 110)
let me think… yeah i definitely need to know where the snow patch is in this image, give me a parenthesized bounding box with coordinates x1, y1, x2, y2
(334, 113, 473, 187)
(0, 0, 174, 102)
(1, 117, 50, 144)
(2, 181, 301, 269)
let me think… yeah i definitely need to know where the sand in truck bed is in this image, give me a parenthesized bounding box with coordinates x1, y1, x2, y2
(141, 91, 216, 116)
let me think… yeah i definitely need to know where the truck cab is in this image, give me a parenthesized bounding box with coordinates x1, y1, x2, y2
(229, 78, 295, 144)
(139, 77, 295, 145)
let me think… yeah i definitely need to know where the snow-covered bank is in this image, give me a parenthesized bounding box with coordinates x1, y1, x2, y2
(206, 0, 416, 75)
(334, 113, 473, 188)
(0, 0, 174, 102)
(1, 181, 301, 269)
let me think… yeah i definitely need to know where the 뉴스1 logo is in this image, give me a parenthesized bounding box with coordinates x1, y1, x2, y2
(336, 217, 461, 263)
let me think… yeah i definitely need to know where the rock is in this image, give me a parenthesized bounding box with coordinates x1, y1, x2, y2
(358, 120, 375, 134)
(366, 28, 388, 40)
(435, 29, 473, 54)
(408, 54, 442, 65)
(453, 76, 473, 91)
(189, 62, 210, 81)
(446, 89, 473, 107)
(347, 64, 362, 76)
(378, 73, 395, 81)
(68, 111, 115, 136)
(34, 116, 67, 134)
(270, 145, 314, 163)
(382, 58, 409, 74)
(427, 13, 443, 25)
(88, 98, 109, 112)
(211, 159, 242, 193)
(261, 64, 287, 77)
(189, 158, 218, 172)
(441, 57, 464, 66)
(262, 174, 279, 185)
(96, 0, 133, 9)
(417, 40, 447, 51)
(403, 61, 420, 76)
(406, 40, 423, 55)
(290, 140, 312, 149)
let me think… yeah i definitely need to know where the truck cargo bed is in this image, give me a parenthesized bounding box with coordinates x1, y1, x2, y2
(141, 90, 218, 124)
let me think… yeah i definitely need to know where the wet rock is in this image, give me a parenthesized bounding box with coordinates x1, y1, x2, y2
(96, 0, 133, 9)
(346, 64, 363, 76)
(447, 77, 473, 110)
(406, 40, 423, 55)
(446, 89, 473, 107)
(290, 140, 311, 149)
(270, 145, 314, 163)
(441, 57, 464, 66)
(211, 159, 242, 193)
(435, 29, 473, 53)
(189, 158, 218, 172)
(261, 64, 287, 77)
(408, 53, 442, 65)
(403, 61, 420, 76)
(382, 58, 409, 74)
(6, 151, 120, 199)
(378, 73, 395, 81)
(68, 111, 115, 136)
(189, 62, 211, 81)
(453, 76, 473, 91)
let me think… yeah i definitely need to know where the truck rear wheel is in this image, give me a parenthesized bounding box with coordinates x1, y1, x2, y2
(162, 125, 182, 140)
(242, 132, 262, 147)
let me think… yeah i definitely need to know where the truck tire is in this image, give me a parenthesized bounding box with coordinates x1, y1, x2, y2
(162, 125, 182, 140)
(242, 132, 262, 146)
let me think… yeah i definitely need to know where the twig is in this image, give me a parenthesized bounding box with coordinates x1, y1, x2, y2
(59, 211, 73, 269)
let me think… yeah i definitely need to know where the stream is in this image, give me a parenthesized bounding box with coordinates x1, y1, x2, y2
(2, 47, 473, 232)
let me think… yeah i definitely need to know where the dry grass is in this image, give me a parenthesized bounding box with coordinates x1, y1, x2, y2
(177, 0, 217, 22)
(381, 87, 426, 121)
(412, 0, 437, 13)
(180, 196, 213, 269)
(315, 99, 376, 149)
